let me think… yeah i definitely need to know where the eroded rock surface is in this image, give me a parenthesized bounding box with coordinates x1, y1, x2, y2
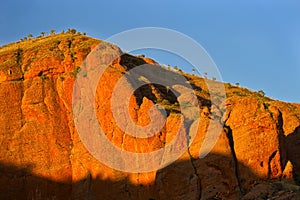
(0, 34, 299, 199)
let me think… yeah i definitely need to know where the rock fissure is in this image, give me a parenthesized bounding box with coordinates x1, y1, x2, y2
(187, 147, 202, 200)
(276, 110, 287, 174)
(124, 183, 132, 199)
(19, 82, 25, 128)
(268, 150, 278, 179)
(184, 117, 202, 199)
(224, 124, 242, 194)
(16, 48, 23, 69)
(121, 130, 127, 151)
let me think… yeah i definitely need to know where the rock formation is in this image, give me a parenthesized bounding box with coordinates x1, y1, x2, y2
(0, 33, 299, 199)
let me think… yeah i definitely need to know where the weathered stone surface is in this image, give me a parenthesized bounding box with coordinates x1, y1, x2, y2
(0, 34, 299, 199)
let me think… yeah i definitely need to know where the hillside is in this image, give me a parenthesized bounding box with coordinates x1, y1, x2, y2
(0, 33, 299, 199)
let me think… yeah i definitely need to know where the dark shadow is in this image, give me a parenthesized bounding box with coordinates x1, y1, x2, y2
(0, 162, 71, 200)
(110, 56, 211, 117)
(0, 153, 263, 200)
(133, 83, 179, 106)
(275, 109, 300, 185)
(189, 82, 212, 107)
(119, 54, 148, 71)
(285, 125, 300, 185)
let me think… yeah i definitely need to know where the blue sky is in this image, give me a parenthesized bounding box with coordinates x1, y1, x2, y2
(1, 0, 299, 102)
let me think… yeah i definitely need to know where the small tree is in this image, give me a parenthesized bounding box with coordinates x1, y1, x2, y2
(136, 54, 145, 58)
(192, 68, 195, 74)
(173, 66, 178, 71)
(50, 30, 55, 35)
(166, 86, 170, 93)
(258, 90, 265, 97)
(70, 29, 77, 34)
(235, 82, 240, 86)
(28, 34, 33, 38)
(40, 32, 45, 37)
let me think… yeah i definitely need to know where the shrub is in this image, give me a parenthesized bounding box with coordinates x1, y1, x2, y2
(136, 54, 145, 58)
(71, 51, 76, 61)
(66, 28, 77, 34)
(40, 75, 47, 80)
(72, 66, 81, 78)
(161, 99, 170, 105)
(258, 90, 265, 97)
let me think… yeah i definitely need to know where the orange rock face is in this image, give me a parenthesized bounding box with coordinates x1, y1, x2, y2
(0, 34, 299, 199)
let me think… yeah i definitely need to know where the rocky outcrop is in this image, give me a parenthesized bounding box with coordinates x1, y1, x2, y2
(0, 34, 299, 199)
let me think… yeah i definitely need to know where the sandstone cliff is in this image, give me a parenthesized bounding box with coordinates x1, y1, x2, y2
(0, 33, 299, 199)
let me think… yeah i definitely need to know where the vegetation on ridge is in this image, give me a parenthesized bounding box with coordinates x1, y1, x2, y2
(0, 30, 285, 108)
(0, 30, 299, 200)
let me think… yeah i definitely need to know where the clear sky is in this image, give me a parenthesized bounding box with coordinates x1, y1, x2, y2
(1, 0, 299, 102)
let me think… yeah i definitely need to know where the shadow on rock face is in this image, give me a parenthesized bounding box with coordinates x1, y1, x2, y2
(285, 125, 300, 185)
(0, 152, 268, 200)
(0, 162, 71, 200)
